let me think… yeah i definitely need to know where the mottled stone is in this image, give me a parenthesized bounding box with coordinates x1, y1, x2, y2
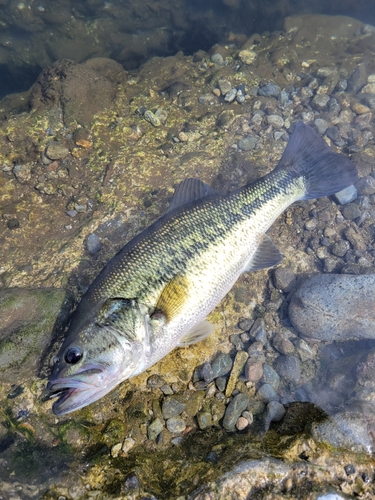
(200, 362, 214, 383)
(13, 164, 32, 183)
(258, 83, 280, 97)
(86, 233, 101, 254)
(197, 411, 213, 430)
(225, 351, 248, 397)
(272, 332, 295, 355)
(144, 110, 161, 127)
(341, 203, 361, 220)
(273, 267, 295, 292)
(211, 353, 233, 379)
(331, 240, 350, 257)
(211, 53, 225, 65)
(260, 364, 280, 390)
(161, 397, 186, 419)
(314, 118, 329, 135)
(257, 384, 279, 403)
(274, 355, 301, 384)
(267, 115, 284, 129)
(312, 94, 330, 110)
(290, 274, 375, 341)
(218, 79, 232, 95)
(223, 393, 250, 431)
(166, 417, 186, 434)
(249, 318, 267, 344)
(238, 135, 257, 151)
(45, 142, 69, 160)
(238, 50, 257, 65)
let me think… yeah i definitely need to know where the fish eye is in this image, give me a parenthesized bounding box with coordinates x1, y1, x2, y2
(64, 347, 83, 364)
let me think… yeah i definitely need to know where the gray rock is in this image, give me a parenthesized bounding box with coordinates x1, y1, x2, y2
(312, 94, 330, 110)
(347, 63, 368, 93)
(249, 318, 267, 344)
(161, 397, 186, 419)
(260, 364, 280, 390)
(197, 411, 213, 429)
(224, 88, 237, 103)
(333, 185, 358, 205)
(273, 267, 295, 292)
(356, 176, 375, 195)
(278, 90, 289, 104)
(267, 115, 284, 129)
(154, 108, 168, 125)
(247, 341, 265, 361)
(147, 418, 163, 440)
(238, 135, 257, 151)
(266, 401, 286, 424)
(223, 393, 250, 431)
(311, 412, 373, 454)
(0, 288, 71, 383)
(211, 352, 233, 378)
(160, 384, 174, 395)
(147, 374, 165, 388)
(200, 362, 214, 383)
(218, 79, 232, 95)
(198, 94, 216, 105)
(86, 233, 101, 254)
(166, 417, 186, 433)
(331, 240, 350, 258)
(258, 83, 280, 97)
(257, 384, 279, 403)
(211, 53, 225, 65)
(341, 203, 361, 220)
(215, 377, 227, 392)
(289, 274, 375, 341)
(314, 118, 329, 135)
(272, 332, 295, 355)
(325, 126, 341, 143)
(13, 164, 32, 184)
(45, 142, 69, 160)
(274, 355, 301, 384)
(238, 318, 254, 331)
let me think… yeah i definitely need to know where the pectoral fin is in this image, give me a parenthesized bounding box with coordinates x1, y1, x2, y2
(244, 235, 283, 272)
(178, 320, 215, 347)
(156, 275, 190, 322)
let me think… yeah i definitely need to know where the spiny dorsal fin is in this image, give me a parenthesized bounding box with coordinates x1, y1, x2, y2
(156, 274, 190, 322)
(167, 178, 217, 213)
(178, 320, 215, 347)
(244, 235, 283, 272)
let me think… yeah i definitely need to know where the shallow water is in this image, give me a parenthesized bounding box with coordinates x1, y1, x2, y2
(1, 1, 375, 498)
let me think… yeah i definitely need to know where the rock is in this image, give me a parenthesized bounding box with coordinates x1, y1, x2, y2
(260, 364, 280, 390)
(356, 176, 375, 195)
(272, 332, 295, 355)
(86, 233, 101, 254)
(331, 240, 350, 257)
(257, 384, 279, 403)
(200, 362, 214, 383)
(274, 355, 301, 384)
(211, 353, 233, 378)
(238, 50, 257, 65)
(238, 135, 257, 151)
(267, 115, 284, 128)
(144, 110, 161, 127)
(122, 437, 135, 454)
(225, 351, 248, 397)
(0, 288, 71, 383)
(249, 319, 267, 344)
(273, 267, 295, 292)
(289, 274, 375, 341)
(197, 411, 213, 430)
(222, 393, 250, 431)
(13, 164, 32, 183)
(236, 416, 249, 431)
(265, 401, 286, 426)
(333, 185, 357, 205)
(154, 108, 168, 125)
(247, 341, 265, 361)
(224, 88, 237, 103)
(347, 63, 368, 93)
(238, 318, 254, 331)
(45, 142, 69, 160)
(166, 417, 186, 434)
(311, 412, 373, 454)
(312, 94, 330, 110)
(30, 58, 126, 127)
(341, 202, 361, 220)
(244, 359, 263, 383)
(147, 418, 164, 440)
(211, 53, 225, 65)
(258, 83, 280, 97)
(314, 118, 329, 135)
(161, 397, 186, 419)
(217, 79, 232, 95)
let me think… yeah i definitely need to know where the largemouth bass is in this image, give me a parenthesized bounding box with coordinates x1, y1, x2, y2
(47, 122, 358, 415)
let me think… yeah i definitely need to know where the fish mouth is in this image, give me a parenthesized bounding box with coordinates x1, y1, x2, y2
(47, 366, 108, 416)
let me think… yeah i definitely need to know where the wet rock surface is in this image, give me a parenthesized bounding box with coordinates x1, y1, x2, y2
(1, 11, 375, 500)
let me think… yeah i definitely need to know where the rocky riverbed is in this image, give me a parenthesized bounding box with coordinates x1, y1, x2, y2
(1, 12, 375, 500)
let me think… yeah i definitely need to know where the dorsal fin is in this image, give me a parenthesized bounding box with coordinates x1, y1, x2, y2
(244, 235, 283, 272)
(167, 178, 217, 213)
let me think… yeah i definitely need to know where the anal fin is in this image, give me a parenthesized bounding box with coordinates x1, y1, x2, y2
(178, 320, 215, 347)
(244, 235, 283, 272)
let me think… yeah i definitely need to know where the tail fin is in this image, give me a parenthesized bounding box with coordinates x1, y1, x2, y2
(276, 122, 358, 199)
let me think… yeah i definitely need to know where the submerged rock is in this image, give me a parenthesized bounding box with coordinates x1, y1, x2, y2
(0, 288, 71, 383)
(289, 274, 375, 341)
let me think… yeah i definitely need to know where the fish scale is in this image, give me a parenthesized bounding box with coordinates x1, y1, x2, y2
(47, 123, 358, 415)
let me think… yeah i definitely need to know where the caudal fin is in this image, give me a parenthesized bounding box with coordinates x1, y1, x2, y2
(276, 122, 358, 199)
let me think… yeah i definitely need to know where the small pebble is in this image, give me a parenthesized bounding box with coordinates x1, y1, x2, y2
(257, 383, 279, 403)
(238, 49, 257, 65)
(147, 374, 165, 388)
(223, 393, 250, 431)
(273, 267, 295, 292)
(148, 418, 164, 440)
(122, 437, 135, 454)
(260, 364, 280, 390)
(198, 94, 216, 105)
(238, 318, 254, 331)
(86, 233, 101, 254)
(162, 398, 185, 419)
(144, 110, 161, 127)
(154, 108, 168, 125)
(266, 401, 286, 423)
(111, 442, 123, 458)
(314, 118, 329, 135)
(218, 78, 232, 95)
(274, 355, 301, 384)
(249, 319, 267, 344)
(166, 417, 186, 433)
(45, 142, 69, 160)
(238, 135, 257, 151)
(13, 164, 31, 183)
(211, 53, 225, 65)
(331, 240, 350, 258)
(197, 411, 213, 430)
(160, 384, 174, 395)
(224, 88, 237, 103)
(200, 362, 214, 383)
(258, 82, 280, 97)
(342, 203, 361, 220)
(244, 359, 263, 383)
(236, 416, 249, 431)
(333, 185, 357, 205)
(211, 353, 233, 378)
(225, 351, 248, 397)
(311, 94, 330, 110)
(267, 115, 284, 128)
(215, 377, 227, 392)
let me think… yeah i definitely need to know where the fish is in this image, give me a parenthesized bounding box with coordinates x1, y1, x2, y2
(47, 122, 358, 415)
